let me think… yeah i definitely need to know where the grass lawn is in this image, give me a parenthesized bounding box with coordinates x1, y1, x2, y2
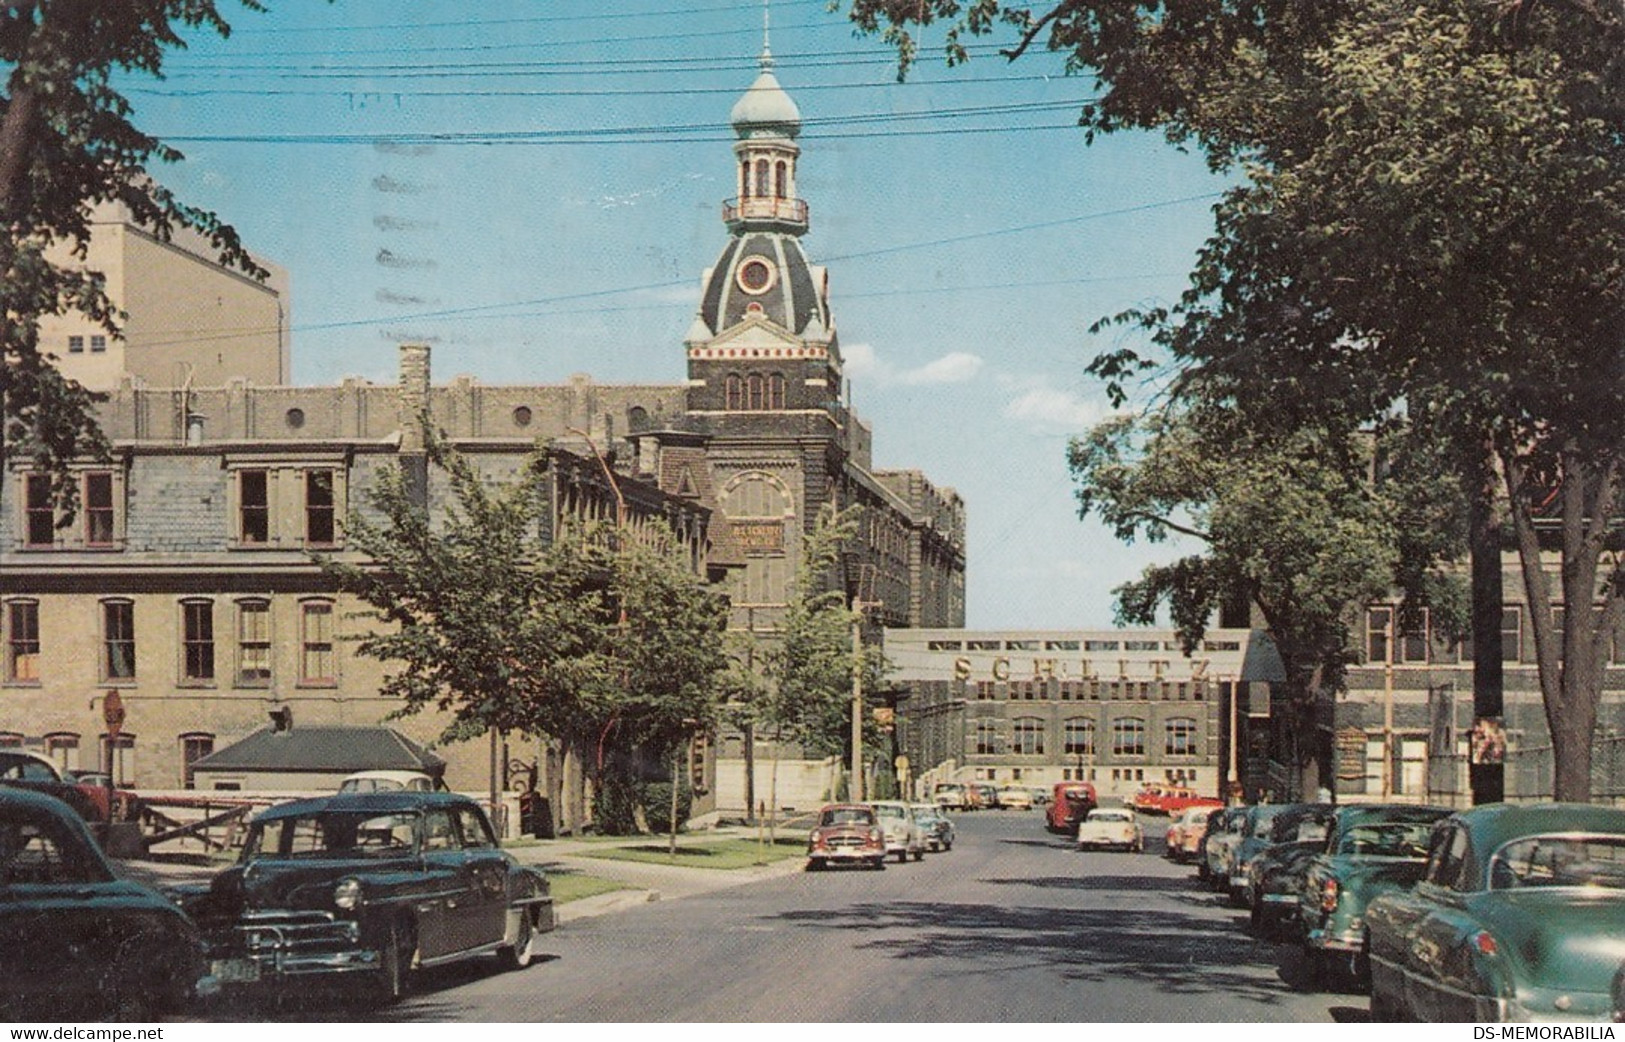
(575, 837, 805, 870)
(547, 869, 635, 904)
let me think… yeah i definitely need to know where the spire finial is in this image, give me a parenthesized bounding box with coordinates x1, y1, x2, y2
(761, 0, 773, 70)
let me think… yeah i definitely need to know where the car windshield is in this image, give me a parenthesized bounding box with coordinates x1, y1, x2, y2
(873, 804, 906, 819)
(339, 778, 405, 793)
(819, 808, 874, 827)
(1489, 834, 1625, 890)
(1337, 822, 1434, 858)
(0, 754, 58, 782)
(1090, 810, 1132, 823)
(245, 811, 419, 860)
(0, 816, 110, 885)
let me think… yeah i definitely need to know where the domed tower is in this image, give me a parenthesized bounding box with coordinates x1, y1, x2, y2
(685, 28, 841, 420)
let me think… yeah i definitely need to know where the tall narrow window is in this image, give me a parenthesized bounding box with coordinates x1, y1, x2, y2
(746, 373, 763, 410)
(1501, 606, 1523, 662)
(725, 374, 743, 410)
(43, 733, 78, 773)
(4, 601, 40, 682)
(974, 720, 998, 755)
(774, 160, 787, 198)
(767, 373, 785, 410)
(1400, 608, 1430, 663)
(305, 470, 336, 545)
(180, 733, 214, 789)
(84, 471, 114, 547)
(237, 600, 271, 685)
(101, 733, 135, 785)
(300, 601, 335, 684)
(1012, 717, 1045, 755)
(1366, 606, 1392, 663)
(23, 474, 53, 547)
(240, 469, 269, 544)
(739, 159, 751, 198)
(102, 600, 135, 680)
(754, 158, 770, 197)
(181, 599, 214, 681)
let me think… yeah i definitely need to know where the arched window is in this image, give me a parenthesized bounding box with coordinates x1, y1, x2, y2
(1165, 717, 1198, 756)
(725, 374, 743, 410)
(1012, 717, 1045, 755)
(774, 160, 787, 199)
(974, 720, 999, 755)
(740, 159, 751, 198)
(767, 373, 785, 410)
(754, 158, 770, 197)
(180, 732, 215, 789)
(1063, 718, 1096, 756)
(43, 732, 79, 772)
(746, 373, 764, 410)
(1111, 717, 1146, 757)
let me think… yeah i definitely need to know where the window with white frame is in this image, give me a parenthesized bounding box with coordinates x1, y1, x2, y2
(974, 720, 999, 755)
(1111, 717, 1146, 757)
(299, 600, 335, 684)
(4, 600, 40, 683)
(1165, 717, 1198, 756)
(101, 600, 135, 681)
(180, 599, 215, 682)
(236, 600, 272, 686)
(1063, 718, 1095, 756)
(1012, 717, 1045, 755)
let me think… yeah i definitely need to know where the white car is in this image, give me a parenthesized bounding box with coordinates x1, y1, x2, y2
(870, 800, 927, 862)
(996, 786, 1035, 811)
(337, 769, 441, 793)
(1076, 807, 1144, 853)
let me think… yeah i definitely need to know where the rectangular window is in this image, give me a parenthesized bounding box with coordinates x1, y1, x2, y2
(1400, 608, 1430, 664)
(5, 601, 40, 682)
(1502, 606, 1523, 662)
(181, 601, 215, 681)
(240, 469, 269, 544)
(300, 602, 334, 684)
(180, 734, 214, 790)
(23, 474, 54, 547)
(67, 335, 84, 354)
(1367, 606, 1392, 664)
(84, 471, 115, 547)
(237, 601, 271, 685)
(305, 470, 336, 545)
(1165, 718, 1198, 756)
(103, 601, 135, 680)
(89, 335, 106, 353)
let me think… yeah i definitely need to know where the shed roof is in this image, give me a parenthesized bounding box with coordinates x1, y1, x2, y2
(190, 726, 445, 775)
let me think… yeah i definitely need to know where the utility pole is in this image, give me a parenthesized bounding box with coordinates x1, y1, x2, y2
(1382, 609, 1396, 800)
(851, 606, 865, 802)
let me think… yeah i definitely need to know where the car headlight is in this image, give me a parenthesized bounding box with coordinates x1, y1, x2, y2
(334, 877, 364, 910)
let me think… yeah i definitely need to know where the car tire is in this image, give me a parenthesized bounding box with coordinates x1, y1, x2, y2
(372, 920, 412, 1005)
(870, 858, 886, 871)
(498, 906, 538, 971)
(895, 849, 907, 864)
(912, 848, 924, 862)
(943, 839, 952, 851)
(806, 858, 825, 872)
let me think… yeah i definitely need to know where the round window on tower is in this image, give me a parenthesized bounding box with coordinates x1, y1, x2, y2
(736, 257, 776, 296)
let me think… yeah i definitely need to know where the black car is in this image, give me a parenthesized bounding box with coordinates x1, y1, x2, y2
(0, 788, 207, 1020)
(183, 791, 554, 1003)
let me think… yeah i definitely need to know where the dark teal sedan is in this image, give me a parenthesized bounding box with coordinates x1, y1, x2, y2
(1297, 803, 1451, 984)
(1365, 802, 1625, 1022)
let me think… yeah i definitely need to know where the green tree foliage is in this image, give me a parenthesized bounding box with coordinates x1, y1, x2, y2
(322, 434, 729, 832)
(762, 503, 887, 762)
(846, 0, 1625, 799)
(0, 1, 271, 512)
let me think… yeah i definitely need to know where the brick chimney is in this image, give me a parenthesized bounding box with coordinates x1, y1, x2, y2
(398, 343, 431, 452)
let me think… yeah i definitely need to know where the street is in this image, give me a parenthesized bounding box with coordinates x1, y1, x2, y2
(205, 811, 1360, 1022)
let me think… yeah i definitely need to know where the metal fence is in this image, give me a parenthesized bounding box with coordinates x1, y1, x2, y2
(1429, 736, 1625, 806)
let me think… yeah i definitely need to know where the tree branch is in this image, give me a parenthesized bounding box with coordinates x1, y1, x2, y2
(1000, 2, 1063, 61)
(1118, 509, 1211, 542)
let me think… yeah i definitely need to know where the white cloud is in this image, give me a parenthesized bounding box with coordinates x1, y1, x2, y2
(1003, 387, 1110, 433)
(843, 342, 983, 387)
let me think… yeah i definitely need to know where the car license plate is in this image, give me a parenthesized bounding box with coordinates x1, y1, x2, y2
(211, 958, 261, 984)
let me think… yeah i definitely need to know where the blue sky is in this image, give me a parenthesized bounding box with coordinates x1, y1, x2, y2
(134, 0, 1219, 629)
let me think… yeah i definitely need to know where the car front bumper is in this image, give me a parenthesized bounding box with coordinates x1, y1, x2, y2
(204, 910, 381, 985)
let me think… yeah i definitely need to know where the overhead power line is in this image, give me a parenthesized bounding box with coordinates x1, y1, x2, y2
(233, 2, 768, 35)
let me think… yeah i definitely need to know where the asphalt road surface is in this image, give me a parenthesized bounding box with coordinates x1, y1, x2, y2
(210, 810, 1364, 1022)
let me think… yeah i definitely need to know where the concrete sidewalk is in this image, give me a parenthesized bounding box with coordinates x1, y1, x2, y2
(111, 823, 810, 924)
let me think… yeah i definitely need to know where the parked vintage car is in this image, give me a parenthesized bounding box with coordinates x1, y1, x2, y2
(1204, 805, 1252, 888)
(0, 749, 141, 826)
(911, 803, 955, 852)
(1046, 781, 1098, 835)
(968, 783, 1000, 810)
(1247, 835, 1329, 939)
(0, 788, 207, 1019)
(933, 783, 969, 812)
(1366, 802, 1625, 1022)
(182, 791, 554, 1003)
(1298, 804, 1452, 984)
(806, 803, 887, 870)
(1228, 803, 1333, 907)
(1166, 804, 1226, 863)
(1076, 807, 1144, 853)
(996, 786, 1035, 811)
(871, 800, 927, 862)
(1131, 784, 1213, 816)
(337, 770, 442, 793)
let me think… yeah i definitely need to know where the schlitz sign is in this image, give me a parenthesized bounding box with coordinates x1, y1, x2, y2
(951, 656, 1213, 682)
(732, 520, 784, 552)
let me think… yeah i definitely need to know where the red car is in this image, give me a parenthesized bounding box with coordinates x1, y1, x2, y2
(805, 803, 887, 871)
(1131, 784, 1215, 815)
(0, 750, 141, 825)
(1046, 781, 1097, 834)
